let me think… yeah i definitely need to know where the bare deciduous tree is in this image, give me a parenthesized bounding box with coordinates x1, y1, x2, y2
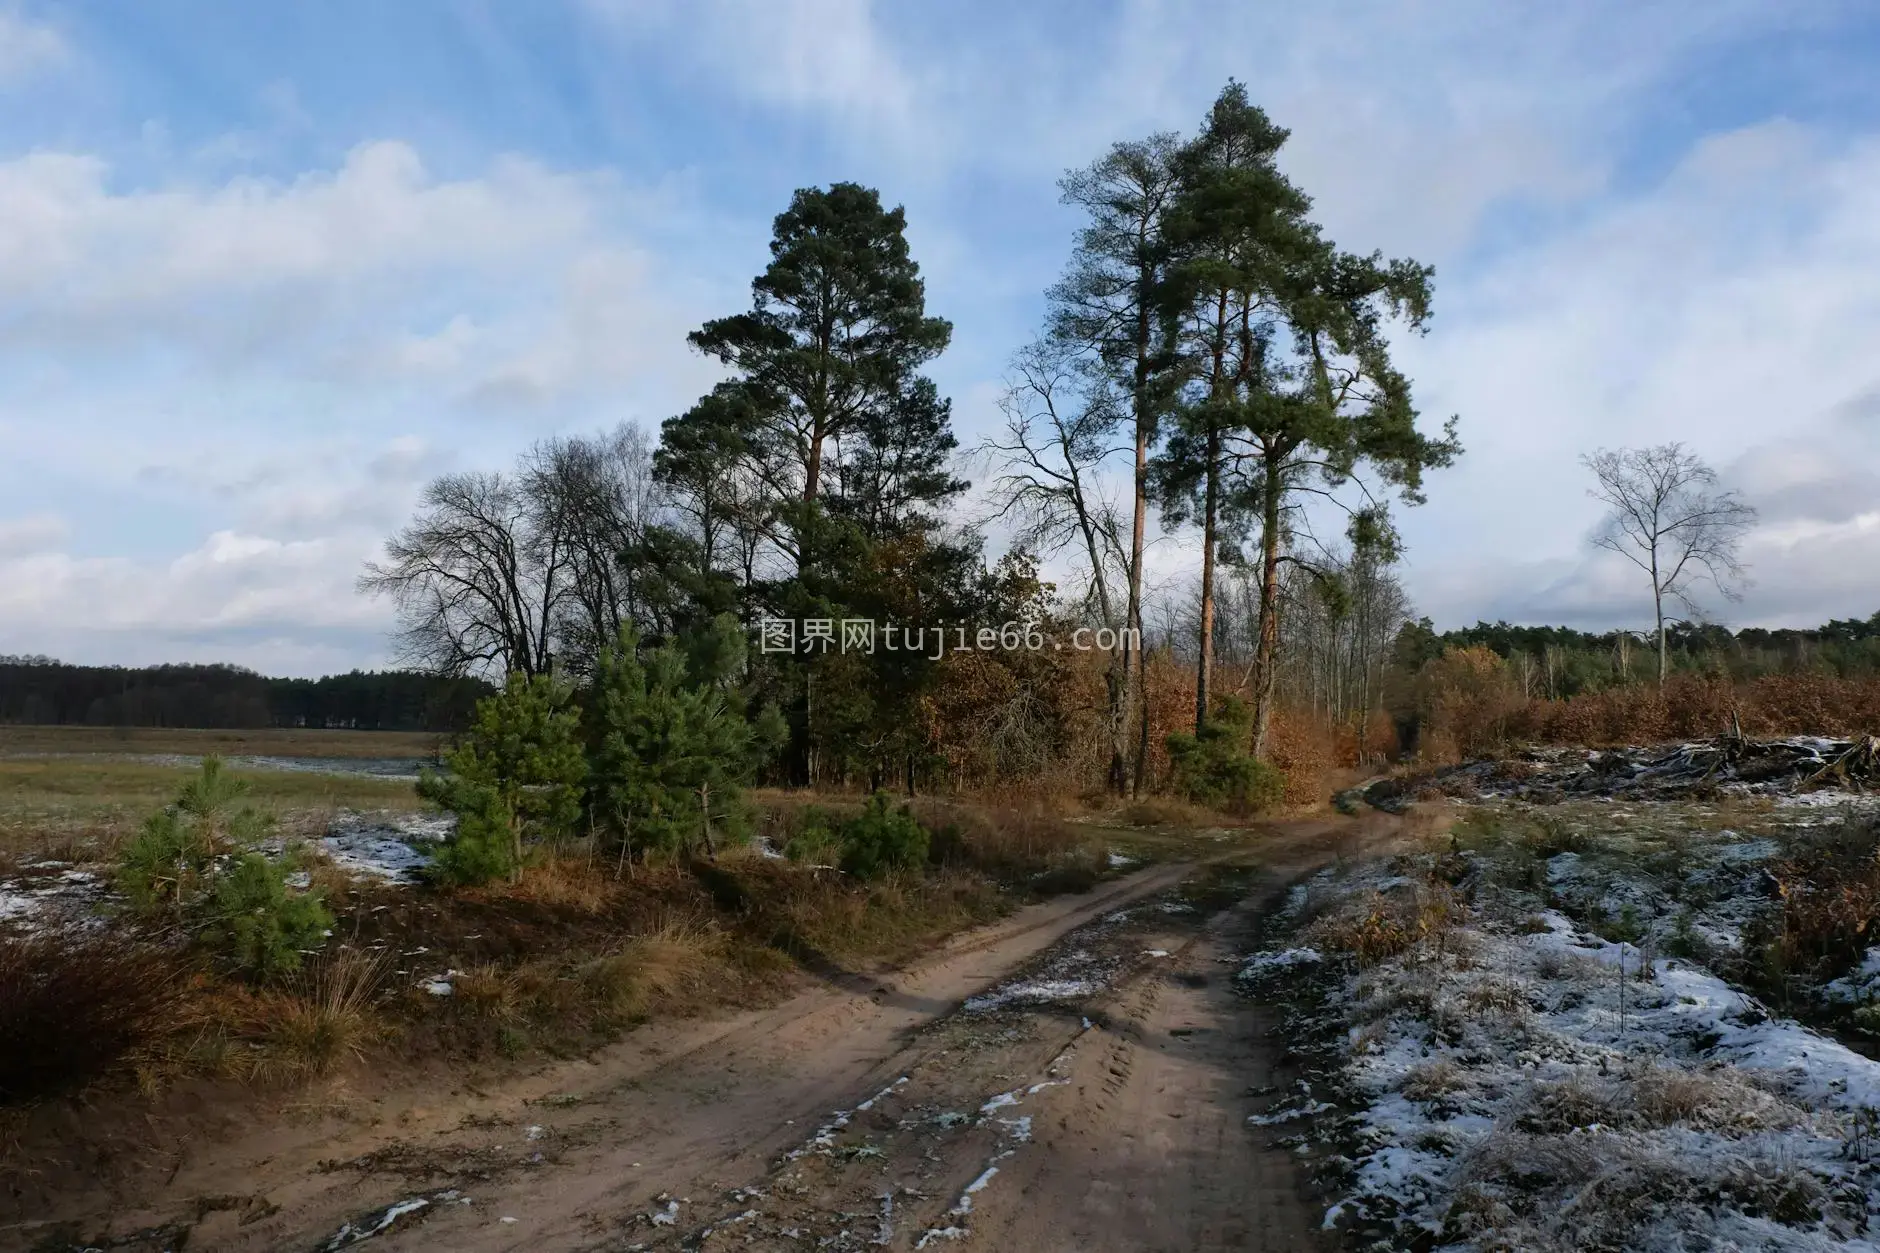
(362, 424, 664, 680)
(360, 472, 560, 679)
(523, 426, 659, 674)
(980, 341, 1132, 787)
(1583, 443, 1757, 683)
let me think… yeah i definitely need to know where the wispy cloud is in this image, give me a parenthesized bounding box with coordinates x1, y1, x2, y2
(0, 8, 65, 87)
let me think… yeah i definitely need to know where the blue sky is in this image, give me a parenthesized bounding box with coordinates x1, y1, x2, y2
(2, 0, 1879, 675)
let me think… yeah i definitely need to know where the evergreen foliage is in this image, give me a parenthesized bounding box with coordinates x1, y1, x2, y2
(587, 616, 784, 864)
(202, 852, 333, 981)
(418, 672, 585, 885)
(835, 792, 931, 879)
(1165, 697, 1285, 814)
(116, 757, 332, 980)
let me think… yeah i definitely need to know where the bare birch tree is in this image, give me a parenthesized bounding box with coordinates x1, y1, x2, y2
(1583, 443, 1757, 683)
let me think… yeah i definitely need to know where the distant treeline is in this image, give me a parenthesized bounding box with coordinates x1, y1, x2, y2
(1390, 610, 1880, 701)
(0, 657, 491, 731)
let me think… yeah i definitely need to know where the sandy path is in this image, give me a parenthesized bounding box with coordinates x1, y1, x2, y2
(12, 815, 1393, 1252)
(962, 882, 1324, 1252)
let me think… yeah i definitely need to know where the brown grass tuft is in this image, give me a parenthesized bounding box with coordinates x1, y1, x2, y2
(0, 933, 185, 1102)
(581, 919, 720, 1024)
(245, 947, 391, 1083)
(1402, 1057, 1466, 1101)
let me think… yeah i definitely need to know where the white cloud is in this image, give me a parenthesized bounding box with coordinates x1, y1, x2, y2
(0, 436, 440, 673)
(0, 9, 65, 87)
(1397, 122, 1880, 630)
(0, 512, 65, 556)
(0, 142, 596, 345)
(583, 0, 916, 134)
(0, 135, 740, 672)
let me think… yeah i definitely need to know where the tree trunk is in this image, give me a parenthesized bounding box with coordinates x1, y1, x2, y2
(1250, 454, 1283, 760)
(508, 797, 524, 884)
(1195, 424, 1220, 734)
(698, 784, 717, 861)
(1653, 580, 1667, 685)
(1125, 290, 1153, 798)
(1078, 496, 1129, 797)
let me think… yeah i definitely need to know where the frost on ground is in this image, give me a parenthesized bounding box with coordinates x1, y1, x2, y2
(1248, 804, 1880, 1252)
(0, 862, 109, 935)
(962, 891, 1188, 1013)
(320, 810, 454, 883)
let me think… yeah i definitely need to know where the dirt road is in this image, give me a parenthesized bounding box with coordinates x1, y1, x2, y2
(13, 818, 1384, 1252)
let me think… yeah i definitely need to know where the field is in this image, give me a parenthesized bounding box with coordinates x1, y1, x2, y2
(0, 724, 444, 759)
(0, 756, 424, 868)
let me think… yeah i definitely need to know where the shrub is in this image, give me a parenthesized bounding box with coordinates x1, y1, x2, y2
(838, 793, 930, 880)
(1164, 697, 1286, 815)
(782, 806, 843, 865)
(118, 755, 272, 914)
(202, 853, 334, 981)
(1416, 646, 1524, 760)
(117, 808, 204, 915)
(588, 621, 782, 866)
(0, 935, 181, 1102)
(424, 781, 517, 887)
(117, 758, 332, 981)
(419, 671, 586, 886)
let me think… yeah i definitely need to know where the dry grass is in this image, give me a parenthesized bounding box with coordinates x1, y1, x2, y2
(1113, 796, 1231, 829)
(0, 724, 443, 759)
(0, 757, 419, 862)
(1308, 880, 1466, 968)
(1418, 668, 1880, 757)
(0, 933, 185, 1102)
(914, 799, 1101, 888)
(247, 949, 392, 1083)
(501, 851, 616, 913)
(734, 862, 1007, 965)
(1460, 975, 1531, 1019)
(581, 919, 720, 1024)
(1743, 815, 1880, 1002)
(1402, 1057, 1466, 1101)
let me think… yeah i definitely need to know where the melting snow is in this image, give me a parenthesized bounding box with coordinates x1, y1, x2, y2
(1285, 829, 1880, 1251)
(0, 865, 109, 935)
(322, 1197, 431, 1249)
(321, 810, 454, 883)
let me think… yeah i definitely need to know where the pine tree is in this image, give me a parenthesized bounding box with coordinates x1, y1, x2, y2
(1051, 132, 1184, 794)
(419, 672, 585, 885)
(588, 618, 783, 867)
(689, 182, 952, 567)
(1156, 82, 1460, 756)
(1154, 84, 1306, 735)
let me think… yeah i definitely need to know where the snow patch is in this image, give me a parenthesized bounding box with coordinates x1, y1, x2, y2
(321, 810, 454, 883)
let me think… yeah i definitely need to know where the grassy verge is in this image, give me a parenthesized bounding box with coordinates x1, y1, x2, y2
(1241, 800, 1880, 1251)
(1, 792, 1123, 1112)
